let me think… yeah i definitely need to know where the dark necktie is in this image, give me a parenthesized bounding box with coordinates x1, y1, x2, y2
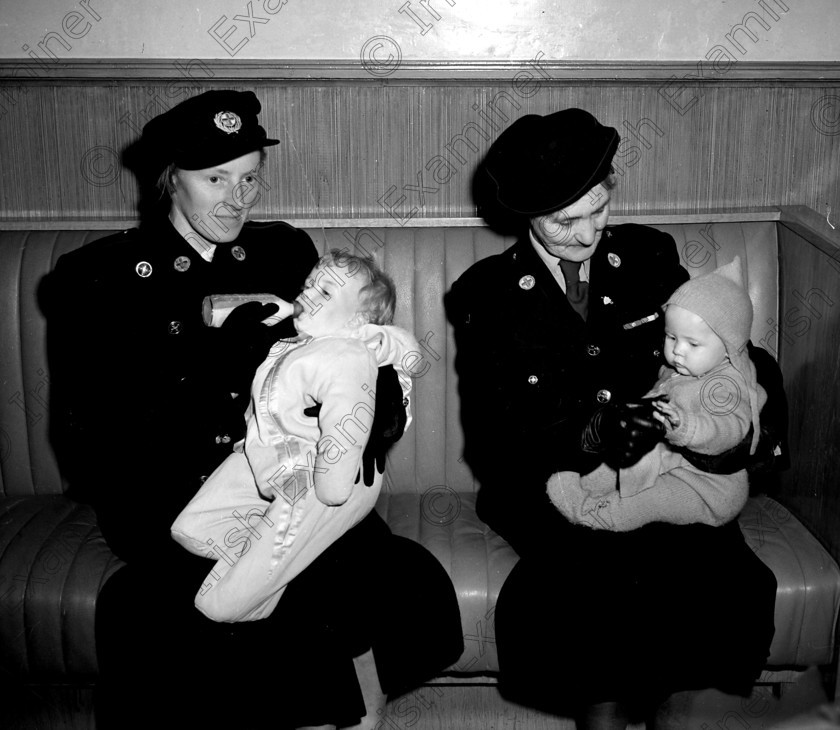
(558, 260, 589, 321)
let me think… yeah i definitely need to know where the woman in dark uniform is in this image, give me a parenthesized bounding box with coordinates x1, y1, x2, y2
(46, 90, 462, 730)
(447, 109, 779, 729)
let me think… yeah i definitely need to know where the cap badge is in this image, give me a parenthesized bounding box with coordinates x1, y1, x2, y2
(231, 245, 247, 261)
(608, 252, 621, 268)
(214, 111, 242, 135)
(135, 261, 153, 278)
(519, 275, 535, 290)
(173, 255, 191, 272)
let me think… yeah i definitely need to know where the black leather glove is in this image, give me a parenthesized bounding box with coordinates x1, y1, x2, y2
(581, 399, 665, 469)
(218, 301, 282, 391)
(359, 365, 407, 485)
(303, 366, 407, 487)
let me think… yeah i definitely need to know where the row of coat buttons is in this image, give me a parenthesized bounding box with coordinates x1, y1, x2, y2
(525, 375, 611, 404)
(525, 344, 602, 384)
(199, 435, 235, 481)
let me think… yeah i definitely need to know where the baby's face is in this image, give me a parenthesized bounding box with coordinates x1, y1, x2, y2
(663, 305, 728, 377)
(295, 263, 367, 338)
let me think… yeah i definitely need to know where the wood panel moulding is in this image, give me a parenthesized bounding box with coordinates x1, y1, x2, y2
(0, 61, 838, 224)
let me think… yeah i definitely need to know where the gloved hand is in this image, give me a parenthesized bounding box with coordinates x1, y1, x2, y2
(218, 301, 284, 391)
(357, 365, 408, 485)
(223, 300, 279, 325)
(302, 366, 408, 487)
(581, 398, 665, 469)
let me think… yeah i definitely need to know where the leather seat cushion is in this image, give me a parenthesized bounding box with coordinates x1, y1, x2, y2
(0, 496, 123, 682)
(377, 492, 840, 672)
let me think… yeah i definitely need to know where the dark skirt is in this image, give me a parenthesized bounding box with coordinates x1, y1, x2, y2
(95, 511, 463, 729)
(494, 518, 777, 713)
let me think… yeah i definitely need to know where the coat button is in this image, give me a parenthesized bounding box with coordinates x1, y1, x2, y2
(168, 320, 182, 335)
(596, 389, 611, 404)
(215, 434, 232, 445)
(527, 375, 539, 385)
(135, 261, 153, 278)
(587, 344, 601, 356)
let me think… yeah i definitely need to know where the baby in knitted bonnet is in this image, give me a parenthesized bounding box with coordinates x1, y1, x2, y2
(547, 256, 768, 531)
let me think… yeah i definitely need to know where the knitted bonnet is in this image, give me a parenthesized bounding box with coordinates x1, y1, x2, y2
(664, 256, 761, 454)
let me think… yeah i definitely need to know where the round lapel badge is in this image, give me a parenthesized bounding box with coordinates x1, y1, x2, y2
(607, 252, 622, 268)
(173, 255, 191, 272)
(231, 245, 246, 261)
(519, 275, 535, 290)
(135, 261, 153, 278)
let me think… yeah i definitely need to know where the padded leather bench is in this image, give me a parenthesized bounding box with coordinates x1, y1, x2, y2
(1, 221, 839, 720)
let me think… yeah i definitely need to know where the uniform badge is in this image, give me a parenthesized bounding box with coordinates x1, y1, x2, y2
(135, 261, 153, 278)
(231, 245, 246, 261)
(518, 275, 535, 290)
(214, 111, 242, 134)
(173, 255, 191, 272)
(602, 296, 614, 305)
(608, 253, 621, 268)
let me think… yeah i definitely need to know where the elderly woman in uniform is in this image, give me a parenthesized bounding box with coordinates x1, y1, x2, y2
(47, 91, 462, 730)
(447, 109, 781, 728)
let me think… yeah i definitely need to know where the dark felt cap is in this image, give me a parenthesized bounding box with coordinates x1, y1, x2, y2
(142, 90, 279, 170)
(484, 108, 620, 216)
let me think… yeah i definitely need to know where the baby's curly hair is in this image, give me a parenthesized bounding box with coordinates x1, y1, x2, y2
(320, 249, 396, 325)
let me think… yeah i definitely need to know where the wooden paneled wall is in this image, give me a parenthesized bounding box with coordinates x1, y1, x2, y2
(0, 61, 838, 224)
(777, 207, 840, 563)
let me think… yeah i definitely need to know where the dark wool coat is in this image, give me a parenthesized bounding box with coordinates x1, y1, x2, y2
(45, 218, 462, 728)
(447, 223, 777, 708)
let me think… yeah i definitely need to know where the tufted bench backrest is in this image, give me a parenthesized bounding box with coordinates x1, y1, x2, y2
(0, 222, 778, 499)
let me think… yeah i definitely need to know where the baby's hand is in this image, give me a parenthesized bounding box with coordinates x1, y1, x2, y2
(652, 399, 680, 430)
